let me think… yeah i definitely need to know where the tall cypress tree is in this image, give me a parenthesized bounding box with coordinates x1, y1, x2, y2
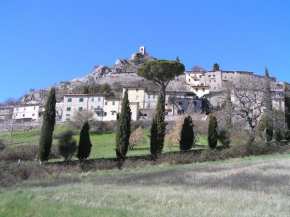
(265, 67, 273, 142)
(39, 88, 56, 162)
(208, 114, 218, 149)
(150, 90, 166, 156)
(213, 63, 220, 71)
(77, 121, 92, 160)
(180, 116, 194, 151)
(284, 86, 290, 130)
(116, 89, 131, 160)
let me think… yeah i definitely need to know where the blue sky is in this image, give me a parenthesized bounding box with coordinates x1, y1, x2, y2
(1, 0, 290, 103)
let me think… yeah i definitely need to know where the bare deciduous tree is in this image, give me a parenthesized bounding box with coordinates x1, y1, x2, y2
(69, 109, 95, 129)
(221, 80, 267, 145)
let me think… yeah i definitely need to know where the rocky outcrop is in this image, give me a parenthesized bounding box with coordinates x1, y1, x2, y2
(23, 50, 155, 102)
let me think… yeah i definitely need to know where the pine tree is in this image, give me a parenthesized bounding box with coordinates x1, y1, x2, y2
(77, 121, 92, 160)
(176, 56, 180, 62)
(265, 67, 273, 142)
(39, 88, 56, 162)
(150, 90, 166, 156)
(116, 89, 131, 160)
(208, 114, 218, 149)
(179, 116, 194, 151)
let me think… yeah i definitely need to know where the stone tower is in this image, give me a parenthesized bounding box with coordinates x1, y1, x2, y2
(140, 46, 146, 55)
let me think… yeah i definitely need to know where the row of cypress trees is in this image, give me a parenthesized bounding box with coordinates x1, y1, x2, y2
(115, 89, 199, 161)
(40, 88, 218, 163)
(39, 88, 92, 163)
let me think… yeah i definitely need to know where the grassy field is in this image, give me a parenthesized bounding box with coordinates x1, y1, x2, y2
(1, 153, 290, 217)
(0, 125, 213, 160)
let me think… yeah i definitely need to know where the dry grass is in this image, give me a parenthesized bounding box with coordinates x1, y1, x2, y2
(1, 156, 290, 216)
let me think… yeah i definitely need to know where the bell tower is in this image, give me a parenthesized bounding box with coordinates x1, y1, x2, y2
(140, 46, 146, 55)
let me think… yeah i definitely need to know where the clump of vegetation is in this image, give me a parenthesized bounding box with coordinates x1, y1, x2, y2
(179, 116, 194, 151)
(166, 117, 184, 151)
(98, 83, 114, 96)
(218, 128, 231, 148)
(39, 88, 56, 162)
(129, 127, 147, 150)
(208, 114, 218, 149)
(58, 130, 77, 161)
(0, 139, 6, 151)
(77, 121, 92, 161)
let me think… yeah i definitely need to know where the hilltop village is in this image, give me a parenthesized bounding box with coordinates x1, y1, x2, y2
(0, 46, 288, 123)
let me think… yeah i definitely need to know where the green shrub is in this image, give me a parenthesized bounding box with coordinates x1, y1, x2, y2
(0, 139, 6, 151)
(58, 130, 77, 161)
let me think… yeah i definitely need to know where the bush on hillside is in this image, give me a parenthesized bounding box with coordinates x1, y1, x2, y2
(58, 130, 77, 161)
(129, 127, 147, 150)
(0, 139, 6, 151)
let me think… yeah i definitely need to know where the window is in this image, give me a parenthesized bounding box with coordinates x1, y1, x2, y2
(196, 88, 198, 92)
(147, 103, 150, 109)
(67, 107, 71, 111)
(34, 106, 36, 110)
(32, 113, 35, 116)
(66, 114, 70, 117)
(179, 101, 182, 105)
(199, 75, 202, 78)
(213, 75, 215, 77)
(136, 96, 139, 100)
(23, 114, 25, 117)
(208, 75, 211, 77)
(214, 80, 216, 82)
(105, 101, 108, 106)
(104, 112, 107, 116)
(111, 111, 115, 116)
(24, 108, 26, 111)
(91, 98, 94, 102)
(148, 95, 150, 99)
(98, 97, 101, 101)
(202, 88, 205, 92)
(112, 101, 115, 105)
(79, 98, 84, 102)
(188, 79, 191, 82)
(68, 98, 72, 102)
(91, 106, 94, 110)
(78, 107, 83, 111)
(136, 88, 139, 92)
(225, 76, 227, 79)
(153, 93, 156, 99)
(97, 106, 101, 109)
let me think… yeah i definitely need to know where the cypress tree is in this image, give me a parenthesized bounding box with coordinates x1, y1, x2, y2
(39, 88, 56, 162)
(284, 86, 290, 130)
(116, 89, 131, 160)
(77, 121, 92, 160)
(265, 67, 273, 142)
(208, 114, 218, 149)
(179, 116, 194, 151)
(213, 63, 220, 71)
(150, 117, 158, 155)
(150, 90, 166, 156)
